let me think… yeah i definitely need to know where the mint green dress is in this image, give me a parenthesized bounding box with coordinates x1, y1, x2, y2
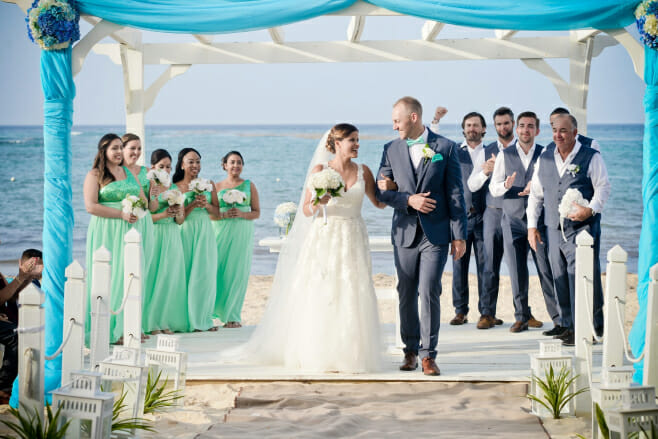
(175, 184, 218, 331)
(144, 195, 189, 332)
(132, 166, 155, 333)
(212, 180, 254, 323)
(85, 167, 143, 344)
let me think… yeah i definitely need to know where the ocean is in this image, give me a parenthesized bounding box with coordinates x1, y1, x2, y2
(0, 124, 644, 275)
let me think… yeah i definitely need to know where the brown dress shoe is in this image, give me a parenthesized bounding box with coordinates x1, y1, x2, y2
(450, 313, 468, 325)
(422, 357, 441, 376)
(492, 317, 503, 325)
(510, 320, 529, 333)
(400, 352, 418, 371)
(476, 315, 495, 329)
(527, 315, 543, 328)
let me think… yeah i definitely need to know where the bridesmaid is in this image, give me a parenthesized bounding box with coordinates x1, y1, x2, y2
(212, 151, 260, 328)
(122, 133, 157, 336)
(83, 133, 147, 344)
(171, 148, 220, 332)
(144, 149, 189, 334)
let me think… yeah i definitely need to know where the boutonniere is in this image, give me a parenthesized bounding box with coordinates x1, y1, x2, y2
(566, 164, 580, 177)
(421, 145, 435, 164)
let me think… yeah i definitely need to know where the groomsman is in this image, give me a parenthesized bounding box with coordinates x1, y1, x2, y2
(440, 112, 488, 326)
(548, 108, 601, 151)
(489, 112, 560, 332)
(527, 114, 611, 346)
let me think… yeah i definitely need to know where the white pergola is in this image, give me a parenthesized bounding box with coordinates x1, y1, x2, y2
(8, 0, 643, 148)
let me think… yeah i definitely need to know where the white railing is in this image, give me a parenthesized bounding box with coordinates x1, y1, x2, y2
(16, 283, 45, 418)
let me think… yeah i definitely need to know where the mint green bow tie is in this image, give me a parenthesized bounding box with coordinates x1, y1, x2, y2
(406, 136, 424, 147)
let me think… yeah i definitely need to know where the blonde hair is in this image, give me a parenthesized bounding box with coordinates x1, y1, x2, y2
(326, 123, 358, 153)
(393, 96, 423, 119)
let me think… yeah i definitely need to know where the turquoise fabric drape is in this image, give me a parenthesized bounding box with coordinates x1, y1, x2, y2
(630, 48, 658, 383)
(74, 0, 636, 33)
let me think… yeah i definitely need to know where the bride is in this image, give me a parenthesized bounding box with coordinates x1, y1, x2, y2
(223, 123, 388, 373)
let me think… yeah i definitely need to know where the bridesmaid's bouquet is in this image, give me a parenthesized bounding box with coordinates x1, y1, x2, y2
(121, 195, 148, 219)
(162, 189, 184, 206)
(222, 189, 247, 207)
(558, 188, 589, 241)
(189, 178, 213, 194)
(146, 168, 171, 187)
(307, 168, 344, 224)
(274, 202, 297, 235)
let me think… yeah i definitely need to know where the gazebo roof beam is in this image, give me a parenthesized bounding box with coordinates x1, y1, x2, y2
(268, 27, 285, 44)
(193, 35, 213, 45)
(574, 29, 601, 42)
(347, 16, 366, 42)
(422, 21, 445, 41)
(495, 30, 517, 40)
(82, 15, 141, 48)
(328, 1, 400, 16)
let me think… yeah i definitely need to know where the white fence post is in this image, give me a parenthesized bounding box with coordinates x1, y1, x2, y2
(644, 263, 658, 387)
(62, 261, 86, 386)
(123, 229, 143, 351)
(603, 245, 627, 370)
(574, 230, 594, 416)
(17, 283, 45, 418)
(90, 246, 111, 371)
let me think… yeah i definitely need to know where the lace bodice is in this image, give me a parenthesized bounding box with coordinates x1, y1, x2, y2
(323, 163, 365, 219)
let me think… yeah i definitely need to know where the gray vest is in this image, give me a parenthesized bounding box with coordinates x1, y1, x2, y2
(457, 145, 486, 218)
(485, 142, 503, 209)
(538, 145, 600, 234)
(502, 142, 543, 221)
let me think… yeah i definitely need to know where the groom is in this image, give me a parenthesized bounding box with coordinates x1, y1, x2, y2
(377, 96, 467, 375)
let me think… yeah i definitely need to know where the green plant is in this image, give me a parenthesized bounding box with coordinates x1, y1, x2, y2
(111, 388, 154, 434)
(633, 420, 658, 438)
(527, 364, 589, 419)
(0, 403, 70, 439)
(576, 403, 609, 439)
(143, 369, 183, 414)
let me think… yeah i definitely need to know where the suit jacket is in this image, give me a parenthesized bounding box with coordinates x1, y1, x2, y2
(376, 129, 468, 247)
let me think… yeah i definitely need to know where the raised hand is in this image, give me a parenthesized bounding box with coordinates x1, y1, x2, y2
(378, 174, 398, 191)
(504, 171, 517, 189)
(408, 191, 436, 213)
(434, 106, 448, 121)
(482, 153, 496, 176)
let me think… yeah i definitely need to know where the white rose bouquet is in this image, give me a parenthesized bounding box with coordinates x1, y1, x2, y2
(558, 188, 589, 241)
(274, 202, 297, 235)
(307, 168, 344, 224)
(162, 189, 184, 206)
(189, 178, 213, 194)
(222, 189, 247, 207)
(121, 194, 148, 219)
(146, 168, 171, 187)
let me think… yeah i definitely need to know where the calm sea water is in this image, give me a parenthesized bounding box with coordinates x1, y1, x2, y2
(0, 124, 644, 275)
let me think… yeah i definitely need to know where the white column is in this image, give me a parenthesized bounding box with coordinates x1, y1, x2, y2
(644, 263, 658, 387)
(62, 261, 86, 385)
(90, 246, 111, 370)
(568, 32, 594, 135)
(120, 36, 145, 164)
(602, 245, 627, 369)
(123, 228, 144, 351)
(17, 284, 45, 418)
(574, 230, 594, 416)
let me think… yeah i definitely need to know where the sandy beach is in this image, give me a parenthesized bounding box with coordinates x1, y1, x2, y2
(0, 272, 640, 438)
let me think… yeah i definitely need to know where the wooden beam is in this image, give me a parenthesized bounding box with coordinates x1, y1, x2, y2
(81, 15, 141, 48)
(495, 30, 517, 40)
(268, 27, 284, 44)
(521, 58, 569, 103)
(144, 65, 191, 111)
(422, 21, 445, 41)
(574, 29, 601, 42)
(327, 0, 400, 16)
(347, 16, 366, 42)
(603, 28, 644, 80)
(193, 35, 213, 45)
(73, 20, 125, 77)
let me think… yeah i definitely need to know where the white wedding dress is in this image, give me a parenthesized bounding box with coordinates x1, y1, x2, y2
(221, 159, 382, 373)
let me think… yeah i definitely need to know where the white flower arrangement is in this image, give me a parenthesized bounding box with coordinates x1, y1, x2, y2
(162, 189, 184, 206)
(566, 164, 580, 177)
(189, 178, 213, 194)
(558, 188, 589, 241)
(274, 202, 297, 235)
(421, 145, 435, 164)
(222, 189, 247, 206)
(121, 194, 148, 219)
(307, 168, 344, 206)
(146, 168, 171, 187)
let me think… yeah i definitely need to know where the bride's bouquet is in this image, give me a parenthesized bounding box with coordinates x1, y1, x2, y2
(121, 194, 148, 219)
(162, 189, 184, 206)
(189, 178, 213, 195)
(307, 168, 344, 224)
(146, 168, 171, 187)
(558, 188, 589, 241)
(222, 189, 247, 207)
(274, 202, 297, 236)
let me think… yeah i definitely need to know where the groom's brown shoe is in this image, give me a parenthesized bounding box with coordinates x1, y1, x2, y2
(422, 357, 441, 376)
(399, 352, 418, 371)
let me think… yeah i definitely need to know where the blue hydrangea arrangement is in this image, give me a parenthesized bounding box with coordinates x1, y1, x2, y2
(636, 0, 658, 49)
(26, 0, 80, 51)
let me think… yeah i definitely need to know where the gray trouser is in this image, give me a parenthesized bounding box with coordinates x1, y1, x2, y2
(481, 207, 504, 316)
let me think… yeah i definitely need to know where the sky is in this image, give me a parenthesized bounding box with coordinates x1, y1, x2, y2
(0, 2, 647, 127)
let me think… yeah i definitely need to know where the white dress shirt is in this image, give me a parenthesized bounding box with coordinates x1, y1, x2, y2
(579, 134, 601, 151)
(526, 140, 611, 228)
(467, 137, 516, 192)
(459, 141, 486, 194)
(489, 142, 537, 198)
(408, 127, 429, 169)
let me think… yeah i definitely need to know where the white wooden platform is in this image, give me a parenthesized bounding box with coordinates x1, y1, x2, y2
(141, 323, 603, 383)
